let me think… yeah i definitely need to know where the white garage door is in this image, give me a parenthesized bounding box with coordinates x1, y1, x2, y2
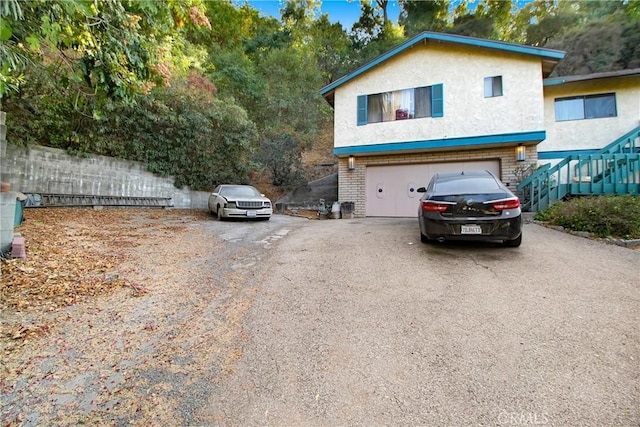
(365, 160, 500, 217)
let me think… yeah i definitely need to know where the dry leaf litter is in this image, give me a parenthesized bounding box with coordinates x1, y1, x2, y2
(1, 207, 266, 425)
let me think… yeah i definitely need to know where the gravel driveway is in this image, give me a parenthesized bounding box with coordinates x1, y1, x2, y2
(205, 217, 639, 426)
(2, 212, 638, 426)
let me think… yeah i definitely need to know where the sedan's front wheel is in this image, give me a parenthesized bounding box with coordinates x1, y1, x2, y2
(216, 206, 224, 221)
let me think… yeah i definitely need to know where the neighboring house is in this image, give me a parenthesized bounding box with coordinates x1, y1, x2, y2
(320, 31, 639, 217)
(539, 69, 640, 163)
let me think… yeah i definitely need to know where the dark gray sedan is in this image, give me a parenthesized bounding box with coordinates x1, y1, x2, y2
(208, 185, 273, 220)
(417, 170, 522, 247)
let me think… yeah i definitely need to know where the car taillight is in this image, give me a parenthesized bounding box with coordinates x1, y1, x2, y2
(422, 201, 450, 212)
(492, 198, 520, 210)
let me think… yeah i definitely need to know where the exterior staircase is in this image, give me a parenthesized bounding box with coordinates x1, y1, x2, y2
(517, 126, 640, 212)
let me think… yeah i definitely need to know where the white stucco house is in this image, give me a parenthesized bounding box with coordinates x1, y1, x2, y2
(320, 31, 640, 217)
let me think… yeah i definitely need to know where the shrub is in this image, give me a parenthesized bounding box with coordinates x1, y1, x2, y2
(535, 195, 640, 239)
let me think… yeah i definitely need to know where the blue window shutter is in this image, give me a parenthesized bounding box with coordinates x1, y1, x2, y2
(432, 83, 443, 117)
(357, 95, 367, 126)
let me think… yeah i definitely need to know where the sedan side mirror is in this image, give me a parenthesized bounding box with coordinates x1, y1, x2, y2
(417, 187, 427, 193)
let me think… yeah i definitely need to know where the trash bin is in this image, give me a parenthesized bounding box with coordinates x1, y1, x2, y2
(14, 198, 24, 227)
(331, 201, 341, 219)
(340, 201, 354, 219)
(0, 192, 16, 252)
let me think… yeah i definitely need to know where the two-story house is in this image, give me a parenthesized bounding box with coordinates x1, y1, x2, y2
(320, 31, 640, 217)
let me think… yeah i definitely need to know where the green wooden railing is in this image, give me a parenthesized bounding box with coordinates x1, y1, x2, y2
(518, 126, 640, 212)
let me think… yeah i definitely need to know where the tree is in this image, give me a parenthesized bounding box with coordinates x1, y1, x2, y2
(522, 1, 582, 46)
(96, 75, 257, 190)
(208, 47, 265, 117)
(350, 0, 385, 50)
(258, 132, 306, 189)
(448, 13, 494, 39)
(1, 0, 211, 103)
(547, 19, 629, 76)
(376, 0, 390, 23)
(309, 14, 352, 84)
(0, 0, 27, 96)
(398, 0, 450, 37)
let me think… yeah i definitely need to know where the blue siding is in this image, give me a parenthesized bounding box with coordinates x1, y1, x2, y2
(334, 131, 546, 156)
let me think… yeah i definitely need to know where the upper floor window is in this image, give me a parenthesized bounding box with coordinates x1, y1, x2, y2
(357, 83, 443, 126)
(555, 93, 617, 121)
(484, 76, 502, 98)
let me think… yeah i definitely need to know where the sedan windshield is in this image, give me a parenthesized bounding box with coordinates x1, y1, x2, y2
(434, 176, 501, 195)
(221, 186, 261, 197)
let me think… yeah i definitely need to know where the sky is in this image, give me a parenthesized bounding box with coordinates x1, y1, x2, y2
(242, 0, 402, 30)
(239, 0, 534, 31)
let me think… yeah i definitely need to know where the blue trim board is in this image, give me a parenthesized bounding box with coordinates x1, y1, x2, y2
(334, 131, 546, 157)
(538, 149, 599, 159)
(544, 69, 640, 86)
(320, 31, 564, 96)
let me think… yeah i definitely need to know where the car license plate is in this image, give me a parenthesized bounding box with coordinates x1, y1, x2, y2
(461, 224, 482, 234)
(246, 210, 257, 217)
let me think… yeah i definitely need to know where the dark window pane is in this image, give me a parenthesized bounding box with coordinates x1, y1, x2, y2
(434, 177, 501, 195)
(484, 76, 502, 97)
(585, 94, 616, 118)
(493, 76, 502, 97)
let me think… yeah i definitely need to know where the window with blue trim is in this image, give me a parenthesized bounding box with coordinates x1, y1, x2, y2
(357, 84, 443, 125)
(555, 93, 617, 121)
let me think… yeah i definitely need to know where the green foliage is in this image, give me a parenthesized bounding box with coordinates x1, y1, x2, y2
(547, 20, 625, 76)
(350, 0, 385, 49)
(448, 14, 495, 39)
(208, 47, 265, 114)
(255, 47, 329, 140)
(398, 0, 449, 37)
(3, 64, 97, 150)
(535, 196, 640, 239)
(2, 0, 211, 103)
(310, 15, 352, 84)
(94, 77, 257, 191)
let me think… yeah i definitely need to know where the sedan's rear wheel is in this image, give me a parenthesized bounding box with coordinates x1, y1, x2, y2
(420, 233, 432, 244)
(504, 234, 522, 247)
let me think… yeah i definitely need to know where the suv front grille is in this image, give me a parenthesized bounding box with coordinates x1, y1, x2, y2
(237, 201, 264, 209)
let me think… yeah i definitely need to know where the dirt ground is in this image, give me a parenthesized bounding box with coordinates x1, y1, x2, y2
(1, 207, 275, 426)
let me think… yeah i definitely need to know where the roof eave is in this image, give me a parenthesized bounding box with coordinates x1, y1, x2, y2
(544, 68, 640, 86)
(320, 31, 565, 100)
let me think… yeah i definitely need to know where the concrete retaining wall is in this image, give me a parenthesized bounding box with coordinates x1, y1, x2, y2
(1, 141, 209, 209)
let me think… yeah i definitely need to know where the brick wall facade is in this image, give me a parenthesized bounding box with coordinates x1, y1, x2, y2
(338, 145, 537, 218)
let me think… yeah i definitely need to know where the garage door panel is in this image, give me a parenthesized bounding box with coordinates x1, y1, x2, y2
(365, 161, 500, 217)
